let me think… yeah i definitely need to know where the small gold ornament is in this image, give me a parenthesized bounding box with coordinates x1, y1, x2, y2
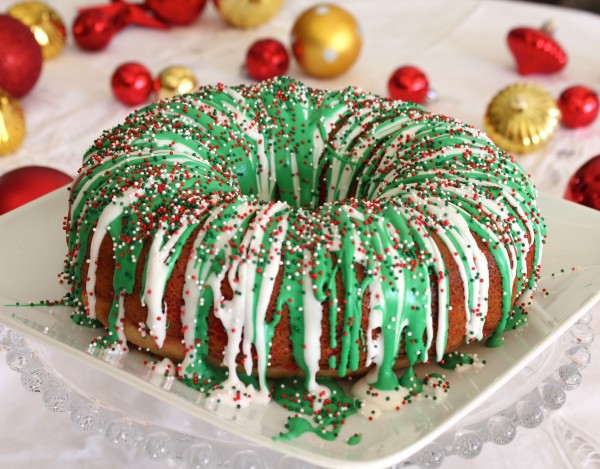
(155, 66, 198, 100)
(8, 1, 67, 60)
(214, 0, 283, 29)
(0, 88, 26, 156)
(291, 4, 362, 79)
(484, 82, 560, 155)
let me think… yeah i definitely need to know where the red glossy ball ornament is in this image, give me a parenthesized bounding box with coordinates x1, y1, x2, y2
(245, 39, 289, 81)
(388, 66, 429, 104)
(146, 0, 207, 25)
(73, 10, 115, 51)
(111, 62, 154, 106)
(557, 85, 599, 129)
(0, 166, 72, 215)
(0, 15, 43, 98)
(565, 155, 600, 211)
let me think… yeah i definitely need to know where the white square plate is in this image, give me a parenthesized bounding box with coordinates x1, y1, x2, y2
(1, 188, 599, 468)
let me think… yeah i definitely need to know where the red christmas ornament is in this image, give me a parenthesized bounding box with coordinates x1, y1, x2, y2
(0, 15, 43, 98)
(73, 2, 168, 52)
(111, 62, 154, 106)
(245, 39, 289, 81)
(557, 85, 599, 129)
(72, 10, 115, 51)
(80, 2, 168, 31)
(507, 26, 567, 75)
(146, 0, 207, 25)
(388, 66, 429, 104)
(0, 166, 72, 215)
(565, 154, 600, 211)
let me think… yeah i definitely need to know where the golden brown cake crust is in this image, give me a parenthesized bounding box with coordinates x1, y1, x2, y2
(84, 218, 535, 378)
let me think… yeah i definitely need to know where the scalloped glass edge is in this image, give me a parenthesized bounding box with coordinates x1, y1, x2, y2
(0, 311, 594, 469)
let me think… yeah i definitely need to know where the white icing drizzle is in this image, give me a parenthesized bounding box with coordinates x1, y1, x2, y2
(222, 100, 275, 202)
(179, 201, 230, 375)
(241, 202, 289, 391)
(328, 106, 376, 202)
(146, 357, 176, 389)
(416, 194, 490, 343)
(140, 220, 190, 349)
(114, 290, 127, 348)
(85, 186, 144, 318)
(206, 379, 270, 408)
(302, 250, 328, 396)
(196, 201, 290, 400)
(365, 280, 384, 369)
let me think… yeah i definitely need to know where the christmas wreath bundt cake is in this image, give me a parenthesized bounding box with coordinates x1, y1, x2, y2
(63, 77, 545, 400)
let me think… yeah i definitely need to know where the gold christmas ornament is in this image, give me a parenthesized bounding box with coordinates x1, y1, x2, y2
(155, 66, 198, 100)
(8, 1, 67, 60)
(484, 82, 560, 155)
(214, 0, 283, 29)
(0, 88, 26, 156)
(291, 4, 362, 79)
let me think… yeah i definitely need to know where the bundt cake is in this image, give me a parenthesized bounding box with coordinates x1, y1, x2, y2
(63, 77, 545, 400)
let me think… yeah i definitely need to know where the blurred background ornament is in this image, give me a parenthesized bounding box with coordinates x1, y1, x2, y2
(72, 9, 115, 51)
(564, 154, 600, 211)
(146, 0, 207, 25)
(111, 62, 154, 105)
(73, 1, 168, 51)
(0, 14, 43, 98)
(0, 88, 26, 156)
(154, 66, 198, 100)
(291, 4, 362, 78)
(557, 85, 599, 128)
(388, 65, 431, 105)
(0, 166, 72, 215)
(213, 0, 283, 29)
(7, 1, 67, 60)
(245, 39, 289, 81)
(484, 82, 561, 154)
(507, 22, 567, 75)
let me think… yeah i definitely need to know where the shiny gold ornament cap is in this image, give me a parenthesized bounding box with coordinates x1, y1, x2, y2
(0, 88, 26, 156)
(155, 66, 199, 100)
(214, 0, 283, 29)
(484, 82, 560, 155)
(8, 1, 67, 60)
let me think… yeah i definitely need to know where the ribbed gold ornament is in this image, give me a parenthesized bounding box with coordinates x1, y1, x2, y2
(8, 1, 67, 60)
(291, 4, 362, 79)
(484, 82, 560, 155)
(215, 0, 283, 29)
(155, 66, 198, 100)
(0, 88, 26, 156)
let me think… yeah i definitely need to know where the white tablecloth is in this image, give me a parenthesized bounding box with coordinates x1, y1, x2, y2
(1, 0, 599, 467)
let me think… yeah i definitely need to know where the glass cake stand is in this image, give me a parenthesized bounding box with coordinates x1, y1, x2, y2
(0, 309, 594, 469)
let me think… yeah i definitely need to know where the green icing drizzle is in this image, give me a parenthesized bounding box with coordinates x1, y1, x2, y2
(272, 378, 358, 442)
(439, 351, 475, 370)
